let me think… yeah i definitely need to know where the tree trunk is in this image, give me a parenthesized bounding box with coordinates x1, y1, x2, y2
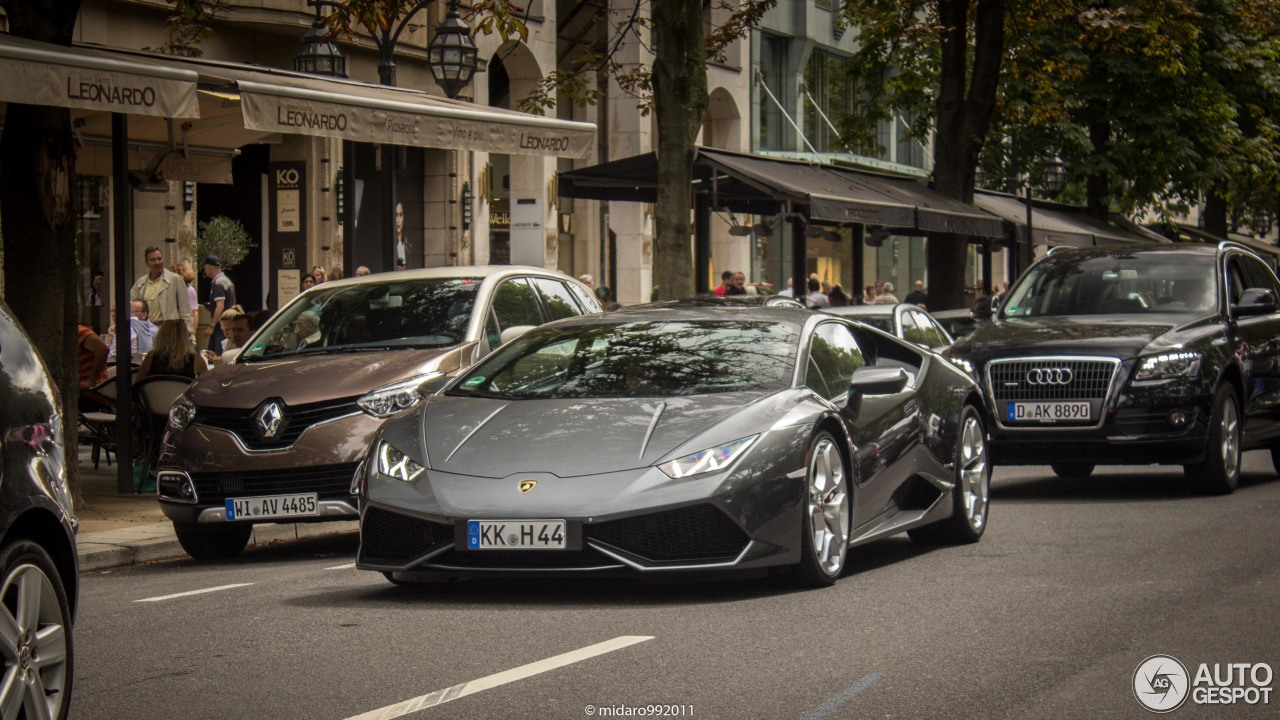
(1202, 193, 1229, 238)
(1, 0, 86, 505)
(651, 0, 707, 301)
(928, 0, 1005, 310)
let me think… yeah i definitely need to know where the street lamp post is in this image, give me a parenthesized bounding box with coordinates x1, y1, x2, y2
(296, 0, 479, 272)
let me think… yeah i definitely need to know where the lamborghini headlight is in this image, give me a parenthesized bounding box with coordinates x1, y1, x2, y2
(168, 394, 197, 432)
(358, 372, 441, 418)
(376, 440, 425, 482)
(657, 435, 758, 479)
(1133, 351, 1201, 382)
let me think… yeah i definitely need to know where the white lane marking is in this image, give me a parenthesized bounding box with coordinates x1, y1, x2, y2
(134, 583, 254, 603)
(344, 635, 654, 720)
(326, 563, 356, 570)
(801, 673, 884, 720)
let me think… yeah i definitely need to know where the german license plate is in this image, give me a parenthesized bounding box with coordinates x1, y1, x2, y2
(466, 520, 566, 550)
(225, 493, 318, 521)
(1007, 401, 1091, 423)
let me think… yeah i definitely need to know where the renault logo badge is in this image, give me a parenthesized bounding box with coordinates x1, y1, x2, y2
(518, 480, 537, 494)
(255, 401, 285, 439)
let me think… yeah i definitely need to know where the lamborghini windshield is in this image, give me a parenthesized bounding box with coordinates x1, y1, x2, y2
(448, 321, 801, 399)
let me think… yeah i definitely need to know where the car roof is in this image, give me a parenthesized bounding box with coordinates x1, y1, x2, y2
(822, 304, 897, 315)
(316, 264, 576, 291)
(570, 302, 814, 325)
(1042, 242, 1219, 260)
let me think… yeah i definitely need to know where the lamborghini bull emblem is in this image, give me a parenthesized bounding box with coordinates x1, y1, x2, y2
(518, 480, 537, 494)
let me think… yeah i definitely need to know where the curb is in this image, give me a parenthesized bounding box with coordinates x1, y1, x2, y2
(78, 521, 359, 572)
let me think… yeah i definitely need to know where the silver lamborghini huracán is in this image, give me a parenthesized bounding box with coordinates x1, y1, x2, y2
(355, 305, 990, 587)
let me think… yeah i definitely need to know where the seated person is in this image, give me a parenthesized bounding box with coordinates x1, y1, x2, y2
(105, 300, 158, 360)
(202, 305, 254, 365)
(1157, 278, 1210, 311)
(293, 310, 322, 349)
(78, 325, 109, 389)
(138, 319, 208, 380)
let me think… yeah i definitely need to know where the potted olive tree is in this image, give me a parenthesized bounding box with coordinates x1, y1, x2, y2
(195, 216, 254, 270)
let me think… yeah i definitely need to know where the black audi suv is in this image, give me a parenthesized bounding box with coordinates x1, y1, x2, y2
(947, 242, 1280, 494)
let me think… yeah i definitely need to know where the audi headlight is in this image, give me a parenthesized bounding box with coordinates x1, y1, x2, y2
(358, 372, 441, 418)
(657, 435, 758, 479)
(168, 394, 197, 432)
(376, 440, 426, 482)
(1134, 351, 1201, 381)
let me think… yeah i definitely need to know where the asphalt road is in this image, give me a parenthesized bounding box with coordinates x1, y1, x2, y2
(72, 453, 1280, 720)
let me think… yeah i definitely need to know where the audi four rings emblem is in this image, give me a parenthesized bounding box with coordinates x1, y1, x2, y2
(1026, 367, 1074, 385)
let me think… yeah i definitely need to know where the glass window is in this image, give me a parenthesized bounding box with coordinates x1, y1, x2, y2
(1002, 252, 1218, 317)
(451, 321, 801, 399)
(566, 281, 601, 314)
(806, 323, 867, 402)
(1238, 254, 1280, 296)
(907, 310, 948, 349)
(491, 278, 545, 331)
(532, 278, 584, 321)
(238, 277, 482, 360)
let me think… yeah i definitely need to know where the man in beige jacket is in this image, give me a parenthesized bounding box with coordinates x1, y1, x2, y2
(130, 246, 193, 337)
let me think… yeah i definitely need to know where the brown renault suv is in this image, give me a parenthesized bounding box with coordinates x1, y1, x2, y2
(157, 266, 600, 559)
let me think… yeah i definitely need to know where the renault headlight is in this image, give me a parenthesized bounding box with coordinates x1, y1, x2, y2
(657, 435, 758, 479)
(376, 440, 426, 482)
(1133, 351, 1201, 382)
(358, 372, 442, 418)
(168, 395, 197, 432)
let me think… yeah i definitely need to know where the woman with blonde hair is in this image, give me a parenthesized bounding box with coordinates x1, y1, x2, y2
(172, 261, 199, 336)
(138, 319, 208, 379)
(311, 265, 327, 284)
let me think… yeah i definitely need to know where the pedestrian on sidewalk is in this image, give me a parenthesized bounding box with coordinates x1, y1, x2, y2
(202, 255, 236, 354)
(131, 246, 193, 337)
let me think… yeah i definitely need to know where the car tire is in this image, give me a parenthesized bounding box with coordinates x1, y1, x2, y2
(0, 539, 74, 720)
(909, 406, 990, 545)
(173, 522, 253, 560)
(794, 431, 851, 588)
(1185, 385, 1240, 495)
(1050, 463, 1095, 479)
(1271, 446, 1280, 476)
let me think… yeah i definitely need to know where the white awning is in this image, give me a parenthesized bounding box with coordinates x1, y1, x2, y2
(1, 36, 597, 181)
(154, 55, 597, 159)
(0, 34, 198, 119)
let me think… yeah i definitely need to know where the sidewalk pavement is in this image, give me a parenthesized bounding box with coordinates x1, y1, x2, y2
(74, 449, 358, 572)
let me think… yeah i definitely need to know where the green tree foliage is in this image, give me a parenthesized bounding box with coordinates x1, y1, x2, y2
(196, 216, 255, 270)
(840, 0, 1007, 311)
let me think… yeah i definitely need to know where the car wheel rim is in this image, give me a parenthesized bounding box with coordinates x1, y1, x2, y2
(0, 563, 68, 720)
(959, 414, 989, 531)
(1221, 398, 1240, 479)
(808, 437, 849, 576)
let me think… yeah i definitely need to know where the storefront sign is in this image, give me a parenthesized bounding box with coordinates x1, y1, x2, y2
(510, 198, 543, 266)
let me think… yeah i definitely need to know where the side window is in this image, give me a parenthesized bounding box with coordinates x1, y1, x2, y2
(490, 278, 544, 333)
(806, 323, 868, 402)
(567, 281, 602, 313)
(910, 310, 949, 349)
(1239, 255, 1280, 296)
(899, 311, 928, 347)
(532, 278, 584, 321)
